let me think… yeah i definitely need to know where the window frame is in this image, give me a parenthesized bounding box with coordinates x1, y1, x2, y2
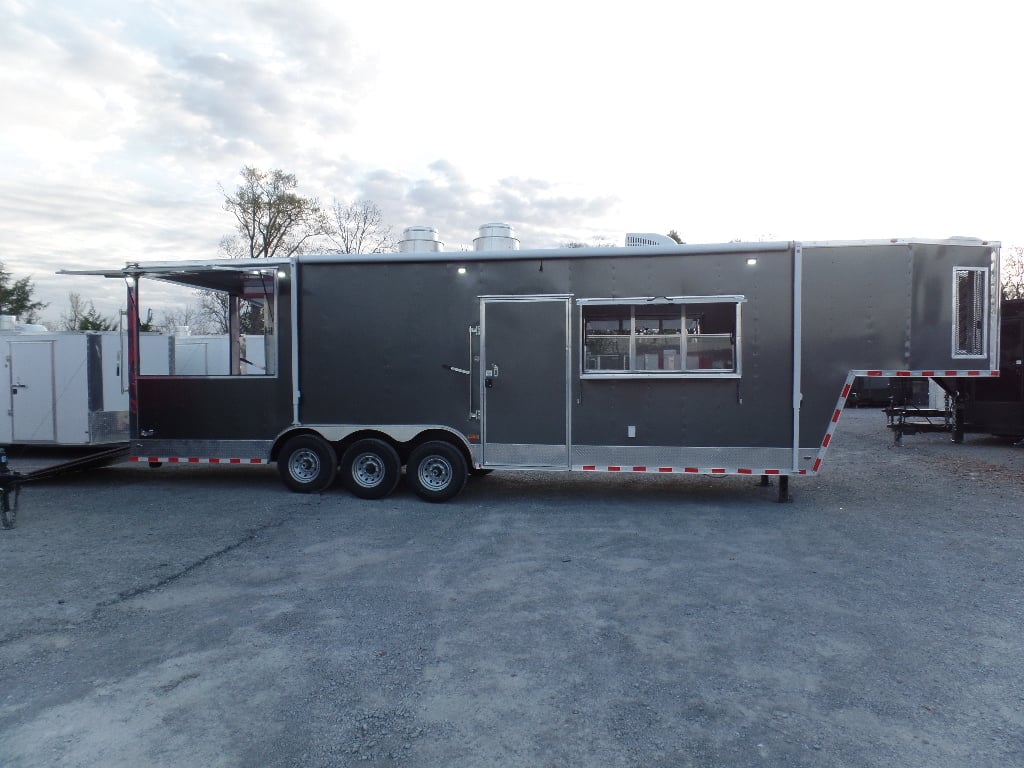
(138, 272, 281, 378)
(578, 295, 745, 380)
(951, 266, 989, 359)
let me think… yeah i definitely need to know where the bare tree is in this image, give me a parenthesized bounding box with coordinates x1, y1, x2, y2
(220, 166, 329, 259)
(194, 292, 230, 334)
(324, 199, 395, 254)
(59, 292, 89, 330)
(195, 290, 265, 334)
(59, 292, 116, 331)
(159, 305, 213, 335)
(217, 234, 250, 260)
(1002, 245, 1024, 301)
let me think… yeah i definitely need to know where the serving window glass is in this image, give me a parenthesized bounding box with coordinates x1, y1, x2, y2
(580, 296, 743, 379)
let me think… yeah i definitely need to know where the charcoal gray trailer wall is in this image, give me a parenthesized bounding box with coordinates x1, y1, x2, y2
(297, 238, 997, 480)
(297, 243, 799, 474)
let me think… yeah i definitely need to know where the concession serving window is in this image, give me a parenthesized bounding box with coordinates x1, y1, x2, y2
(579, 296, 744, 379)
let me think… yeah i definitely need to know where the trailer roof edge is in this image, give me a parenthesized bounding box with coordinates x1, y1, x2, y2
(56, 237, 999, 277)
(799, 237, 1000, 248)
(295, 241, 796, 265)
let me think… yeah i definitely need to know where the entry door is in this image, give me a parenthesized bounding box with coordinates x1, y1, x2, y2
(10, 341, 56, 442)
(481, 297, 570, 467)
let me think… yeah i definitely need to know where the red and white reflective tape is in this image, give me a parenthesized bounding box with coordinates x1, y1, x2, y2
(804, 370, 861, 476)
(804, 368, 999, 475)
(578, 465, 786, 476)
(130, 456, 266, 465)
(861, 369, 999, 378)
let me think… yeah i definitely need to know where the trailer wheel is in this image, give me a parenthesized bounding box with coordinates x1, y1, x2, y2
(406, 441, 468, 502)
(278, 435, 337, 493)
(339, 438, 401, 499)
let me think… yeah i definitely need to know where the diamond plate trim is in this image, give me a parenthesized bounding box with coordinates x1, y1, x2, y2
(483, 443, 569, 467)
(132, 439, 274, 461)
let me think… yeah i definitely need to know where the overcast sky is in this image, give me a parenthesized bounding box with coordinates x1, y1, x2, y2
(2, 0, 1020, 323)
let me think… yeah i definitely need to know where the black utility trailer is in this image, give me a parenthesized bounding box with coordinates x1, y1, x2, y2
(887, 298, 1023, 444)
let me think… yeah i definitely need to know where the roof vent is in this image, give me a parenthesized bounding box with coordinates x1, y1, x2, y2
(625, 233, 676, 247)
(474, 223, 520, 251)
(399, 226, 445, 253)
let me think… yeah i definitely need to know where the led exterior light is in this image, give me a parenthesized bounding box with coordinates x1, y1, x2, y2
(746, 258, 758, 266)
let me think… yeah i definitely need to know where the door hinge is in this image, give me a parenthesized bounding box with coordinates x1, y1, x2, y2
(469, 325, 481, 336)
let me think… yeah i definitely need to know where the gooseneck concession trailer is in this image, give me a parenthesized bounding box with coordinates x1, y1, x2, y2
(68, 237, 1001, 502)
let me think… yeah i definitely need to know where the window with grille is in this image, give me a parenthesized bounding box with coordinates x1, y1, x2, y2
(952, 267, 988, 358)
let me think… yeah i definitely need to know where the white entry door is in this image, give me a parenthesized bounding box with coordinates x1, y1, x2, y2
(10, 341, 56, 442)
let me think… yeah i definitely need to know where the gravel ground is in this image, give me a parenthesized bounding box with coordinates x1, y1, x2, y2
(1, 409, 1022, 767)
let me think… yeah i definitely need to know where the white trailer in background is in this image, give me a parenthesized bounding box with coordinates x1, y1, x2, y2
(1, 326, 129, 446)
(1, 320, 264, 447)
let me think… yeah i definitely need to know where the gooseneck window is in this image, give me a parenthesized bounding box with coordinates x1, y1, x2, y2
(952, 267, 989, 359)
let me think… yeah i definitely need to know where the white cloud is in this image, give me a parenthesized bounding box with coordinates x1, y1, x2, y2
(0, 0, 1021, 325)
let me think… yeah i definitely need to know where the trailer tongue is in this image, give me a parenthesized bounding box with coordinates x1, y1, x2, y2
(0, 445, 130, 528)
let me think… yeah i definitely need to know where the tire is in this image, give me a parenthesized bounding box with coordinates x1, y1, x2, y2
(406, 441, 468, 503)
(277, 435, 338, 493)
(339, 438, 401, 499)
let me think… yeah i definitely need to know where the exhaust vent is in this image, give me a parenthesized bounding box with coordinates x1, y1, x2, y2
(398, 226, 445, 253)
(473, 223, 520, 251)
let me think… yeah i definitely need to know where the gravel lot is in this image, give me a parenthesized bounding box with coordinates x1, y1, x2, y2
(1, 409, 1022, 767)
